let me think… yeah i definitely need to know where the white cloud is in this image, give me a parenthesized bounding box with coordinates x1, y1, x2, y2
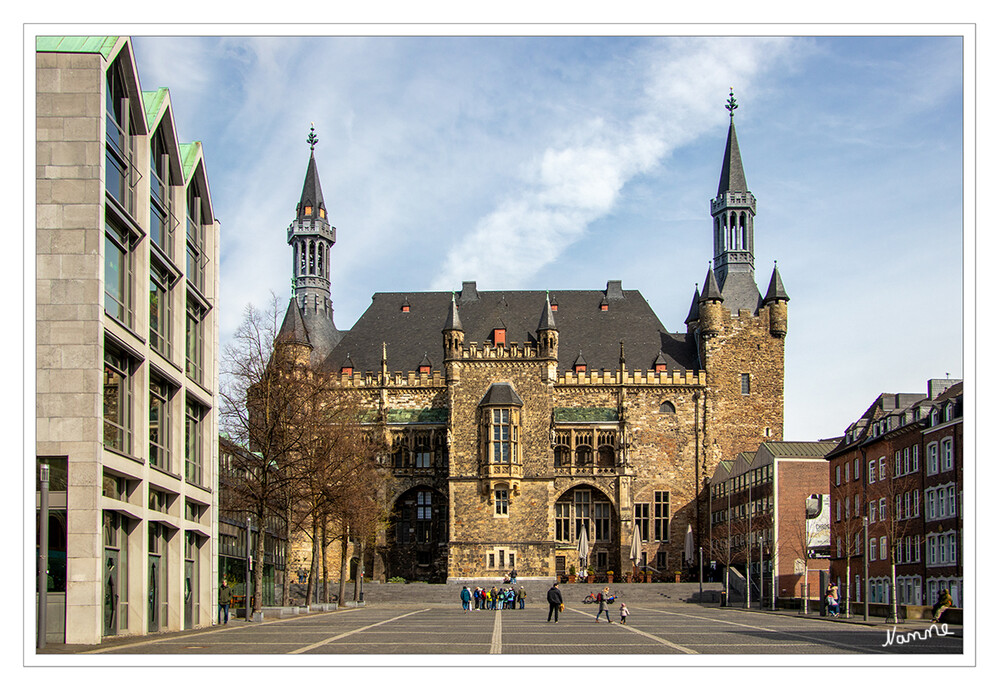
(431, 37, 794, 291)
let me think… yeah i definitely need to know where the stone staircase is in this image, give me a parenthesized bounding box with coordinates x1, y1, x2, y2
(325, 580, 724, 607)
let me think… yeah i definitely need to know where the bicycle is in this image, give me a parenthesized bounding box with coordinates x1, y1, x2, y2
(582, 591, 617, 604)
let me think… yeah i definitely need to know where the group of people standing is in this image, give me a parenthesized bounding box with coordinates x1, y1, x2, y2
(461, 585, 526, 611)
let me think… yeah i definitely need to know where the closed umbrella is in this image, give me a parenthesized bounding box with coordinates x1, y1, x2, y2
(577, 527, 589, 570)
(630, 520, 643, 573)
(684, 523, 694, 565)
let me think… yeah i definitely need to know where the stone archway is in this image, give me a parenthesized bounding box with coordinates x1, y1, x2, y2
(386, 485, 449, 582)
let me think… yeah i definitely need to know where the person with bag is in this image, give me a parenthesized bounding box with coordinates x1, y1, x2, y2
(594, 586, 611, 622)
(460, 585, 472, 612)
(547, 582, 564, 623)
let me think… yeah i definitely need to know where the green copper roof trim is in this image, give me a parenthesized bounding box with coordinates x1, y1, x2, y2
(142, 89, 170, 130)
(180, 142, 202, 181)
(359, 408, 448, 425)
(36, 36, 119, 59)
(553, 407, 619, 423)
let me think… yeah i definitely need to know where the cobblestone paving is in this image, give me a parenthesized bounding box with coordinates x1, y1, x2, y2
(49, 603, 963, 657)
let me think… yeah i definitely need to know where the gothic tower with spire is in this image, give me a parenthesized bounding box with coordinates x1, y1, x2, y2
(688, 90, 788, 469)
(277, 124, 343, 366)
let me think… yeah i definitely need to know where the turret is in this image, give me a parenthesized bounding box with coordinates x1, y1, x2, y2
(442, 293, 465, 360)
(698, 266, 725, 338)
(536, 293, 559, 359)
(763, 263, 789, 337)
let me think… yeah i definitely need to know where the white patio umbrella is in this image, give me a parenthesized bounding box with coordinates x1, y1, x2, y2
(577, 527, 589, 569)
(630, 521, 643, 571)
(684, 523, 695, 565)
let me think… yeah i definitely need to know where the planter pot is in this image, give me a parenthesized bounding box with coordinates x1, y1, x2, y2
(567, 575, 576, 583)
(624, 574, 632, 583)
(587, 575, 594, 583)
(607, 576, 614, 583)
(674, 573, 681, 583)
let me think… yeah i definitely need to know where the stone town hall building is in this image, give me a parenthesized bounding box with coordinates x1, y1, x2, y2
(276, 102, 789, 583)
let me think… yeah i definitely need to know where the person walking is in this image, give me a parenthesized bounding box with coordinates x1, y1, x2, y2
(547, 582, 564, 622)
(218, 578, 232, 625)
(461, 585, 472, 612)
(518, 585, 527, 609)
(826, 583, 840, 617)
(931, 589, 953, 623)
(594, 586, 612, 623)
(619, 602, 630, 624)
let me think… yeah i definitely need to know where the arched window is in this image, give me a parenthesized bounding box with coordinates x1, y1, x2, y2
(659, 401, 676, 414)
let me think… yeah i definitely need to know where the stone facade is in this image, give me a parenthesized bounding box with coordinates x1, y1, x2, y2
(276, 109, 789, 585)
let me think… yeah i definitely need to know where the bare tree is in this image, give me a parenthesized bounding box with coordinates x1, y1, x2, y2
(878, 464, 922, 623)
(832, 485, 864, 618)
(219, 296, 323, 613)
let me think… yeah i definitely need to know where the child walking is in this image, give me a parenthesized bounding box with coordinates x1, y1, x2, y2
(619, 602, 630, 625)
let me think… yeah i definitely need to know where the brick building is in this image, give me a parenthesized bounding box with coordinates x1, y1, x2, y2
(35, 36, 220, 643)
(709, 441, 838, 604)
(274, 96, 790, 583)
(827, 379, 963, 611)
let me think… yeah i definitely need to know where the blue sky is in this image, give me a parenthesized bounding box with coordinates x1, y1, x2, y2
(130, 34, 966, 442)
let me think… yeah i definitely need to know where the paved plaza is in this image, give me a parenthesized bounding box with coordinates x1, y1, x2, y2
(43, 602, 963, 657)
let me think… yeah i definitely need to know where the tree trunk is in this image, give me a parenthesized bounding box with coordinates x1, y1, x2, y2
(354, 540, 364, 602)
(845, 558, 851, 618)
(888, 559, 899, 623)
(338, 523, 349, 604)
(305, 512, 318, 606)
(282, 501, 294, 606)
(321, 519, 329, 604)
(253, 509, 266, 613)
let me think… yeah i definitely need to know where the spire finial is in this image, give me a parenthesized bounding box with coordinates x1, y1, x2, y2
(307, 122, 319, 152)
(726, 88, 738, 120)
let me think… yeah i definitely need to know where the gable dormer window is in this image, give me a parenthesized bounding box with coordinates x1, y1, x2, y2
(493, 328, 506, 347)
(319, 208, 325, 219)
(304, 205, 312, 216)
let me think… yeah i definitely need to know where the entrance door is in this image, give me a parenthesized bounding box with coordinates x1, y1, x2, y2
(184, 559, 193, 629)
(148, 555, 160, 632)
(103, 550, 118, 636)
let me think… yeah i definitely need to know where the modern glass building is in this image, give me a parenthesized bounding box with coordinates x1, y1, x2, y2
(35, 36, 220, 644)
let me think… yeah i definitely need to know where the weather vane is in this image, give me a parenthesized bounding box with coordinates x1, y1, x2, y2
(726, 88, 738, 119)
(307, 122, 319, 151)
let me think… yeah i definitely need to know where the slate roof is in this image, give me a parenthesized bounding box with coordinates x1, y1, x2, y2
(717, 120, 748, 195)
(718, 270, 762, 315)
(297, 151, 326, 221)
(763, 265, 789, 303)
(320, 284, 698, 375)
(760, 441, 839, 459)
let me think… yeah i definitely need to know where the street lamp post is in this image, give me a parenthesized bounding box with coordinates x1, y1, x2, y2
(863, 516, 869, 622)
(37, 462, 50, 650)
(698, 546, 703, 599)
(245, 516, 252, 622)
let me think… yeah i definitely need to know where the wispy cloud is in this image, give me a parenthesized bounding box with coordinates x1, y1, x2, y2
(430, 37, 794, 290)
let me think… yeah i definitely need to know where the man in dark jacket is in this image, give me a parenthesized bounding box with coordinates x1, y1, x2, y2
(547, 583, 564, 622)
(218, 578, 233, 625)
